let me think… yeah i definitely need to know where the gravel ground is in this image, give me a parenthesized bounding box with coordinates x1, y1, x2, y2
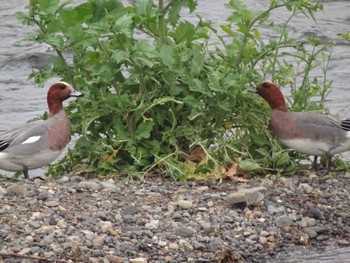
(1, 172, 350, 263)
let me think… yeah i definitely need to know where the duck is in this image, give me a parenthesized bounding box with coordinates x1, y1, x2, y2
(255, 81, 350, 175)
(0, 81, 84, 178)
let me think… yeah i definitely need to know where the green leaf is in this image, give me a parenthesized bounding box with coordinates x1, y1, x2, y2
(112, 50, 130, 64)
(114, 14, 134, 38)
(134, 0, 153, 15)
(168, 0, 197, 26)
(159, 45, 174, 68)
(15, 11, 31, 25)
(173, 21, 195, 42)
(273, 151, 290, 167)
(38, 0, 60, 14)
(135, 121, 155, 140)
(220, 25, 237, 37)
(239, 159, 261, 171)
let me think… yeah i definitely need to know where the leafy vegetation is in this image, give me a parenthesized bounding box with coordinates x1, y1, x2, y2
(16, 0, 340, 179)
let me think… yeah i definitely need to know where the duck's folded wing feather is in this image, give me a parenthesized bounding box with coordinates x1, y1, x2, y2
(0, 120, 49, 152)
(341, 119, 350, 131)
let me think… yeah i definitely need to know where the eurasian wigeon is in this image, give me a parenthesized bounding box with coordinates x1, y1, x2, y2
(0, 82, 84, 178)
(256, 81, 350, 175)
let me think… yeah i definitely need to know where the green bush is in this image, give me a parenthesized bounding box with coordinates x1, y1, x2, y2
(16, 0, 337, 178)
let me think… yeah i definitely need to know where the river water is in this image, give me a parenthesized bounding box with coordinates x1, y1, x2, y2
(0, 1, 350, 261)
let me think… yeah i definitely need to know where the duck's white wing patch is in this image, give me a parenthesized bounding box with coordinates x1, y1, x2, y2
(0, 152, 8, 159)
(21, 136, 41, 144)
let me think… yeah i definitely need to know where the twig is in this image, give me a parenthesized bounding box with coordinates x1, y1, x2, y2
(0, 252, 68, 263)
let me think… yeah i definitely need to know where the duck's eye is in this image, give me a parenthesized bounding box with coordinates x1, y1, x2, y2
(262, 82, 270, 89)
(60, 84, 66, 90)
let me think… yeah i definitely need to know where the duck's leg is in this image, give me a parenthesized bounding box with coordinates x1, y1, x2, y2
(23, 167, 29, 179)
(312, 156, 318, 171)
(316, 154, 331, 176)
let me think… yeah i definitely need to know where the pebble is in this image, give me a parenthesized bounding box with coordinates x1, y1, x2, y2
(6, 184, 26, 196)
(175, 227, 195, 238)
(145, 219, 160, 230)
(0, 186, 7, 197)
(100, 181, 119, 191)
(298, 217, 316, 227)
(275, 215, 294, 228)
(169, 242, 179, 250)
(178, 239, 194, 252)
(92, 236, 105, 248)
(177, 199, 193, 209)
(78, 181, 101, 191)
(299, 183, 313, 194)
(227, 186, 266, 206)
(130, 258, 148, 263)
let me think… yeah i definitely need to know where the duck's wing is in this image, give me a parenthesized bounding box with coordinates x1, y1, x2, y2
(0, 120, 49, 151)
(341, 119, 350, 131)
(295, 112, 342, 129)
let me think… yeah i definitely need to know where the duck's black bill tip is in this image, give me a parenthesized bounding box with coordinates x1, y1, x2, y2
(245, 82, 258, 93)
(71, 90, 84, 97)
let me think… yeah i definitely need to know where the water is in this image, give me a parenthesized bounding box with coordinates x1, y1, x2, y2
(0, 1, 350, 260)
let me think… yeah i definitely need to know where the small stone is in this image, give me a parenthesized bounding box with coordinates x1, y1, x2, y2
(299, 183, 313, 194)
(0, 186, 7, 197)
(199, 221, 212, 233)
(260, 230, 269, 237)
(309, 173, 318, 180)
(298, 217, 316, 227)
(168, 242, 179, 250)
(30, 212, 43, 221)
(259, 236, 267, 245)
(100, 182, 119, 191)
(227, 187, 266, 206)
(104, 255, 124, 263)
(29, 221, 41, 229)
(78, 181, 101, 191)
(57, 219, 67, 229)
(338, 239, 350, 246)
(178, 239, 194, 252)
(40, 225, 54, 234)
(303, 227, 318, 239)
(299, 234, 309, 245)
(316, 235, 329, 241)
(175, 227, 195, 238)
(6, 184, 26, 196)
(158, 240, 167, 247)
(92, 236, 105, 248)
(130, 257, 148, 263)
(19, 248, 31, 255)
(59, 176, 70, 183)
(37, 192, 49, 201)
(145, 220, 160, 230)
(100, 221, 113, 233)
(197, 186, 209, 191)
(45, 200, 59, 207)
(122, 205, 141, 216)
(70, 176, 83, 183)
(89, 257, 99, 263)
(177, 200, 193, 209)
(275, 215, 294, 228)
(25, 236, 34, 243)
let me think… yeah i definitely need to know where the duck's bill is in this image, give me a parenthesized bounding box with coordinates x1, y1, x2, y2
(71, 89, 84, 97)
(245, 82, 258, 93)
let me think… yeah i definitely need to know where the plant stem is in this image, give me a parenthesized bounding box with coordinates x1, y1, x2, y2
(158, 0, 166, 44)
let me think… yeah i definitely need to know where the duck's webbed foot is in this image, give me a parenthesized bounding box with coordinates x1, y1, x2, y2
(313, 155, 331, 176)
